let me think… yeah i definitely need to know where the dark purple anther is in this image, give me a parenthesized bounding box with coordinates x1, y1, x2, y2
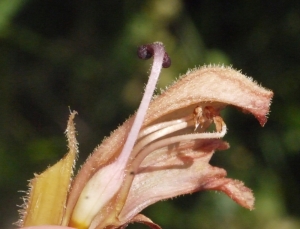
(137, 45, 154, 60)
(162, 52, 171, 68)
(137, 43, 171, 68)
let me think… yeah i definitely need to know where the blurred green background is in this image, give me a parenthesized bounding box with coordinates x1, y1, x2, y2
(0, 0, 300, 228)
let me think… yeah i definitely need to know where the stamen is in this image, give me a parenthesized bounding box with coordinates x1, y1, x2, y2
(131, 117, 227, 173)
(130, 106, 225, 173)
(138, 115, 193, 139)
(132, 119, 195, 159)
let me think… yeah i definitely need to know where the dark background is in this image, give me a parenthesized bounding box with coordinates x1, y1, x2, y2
(1, 0, 300, 228)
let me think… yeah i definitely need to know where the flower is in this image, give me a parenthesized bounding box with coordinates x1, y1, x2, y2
(18, 42, 273, 229)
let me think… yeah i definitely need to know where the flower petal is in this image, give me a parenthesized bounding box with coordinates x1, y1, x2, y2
(65, 65, 273, 228)
(118, 139, 230, 222)
(118, 214, 162, 229)
(145, 66, 273, 126)
(202, 177, 254, 210)
(63, 118, 133, 225)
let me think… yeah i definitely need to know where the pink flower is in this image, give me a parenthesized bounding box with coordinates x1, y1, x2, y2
(18, 42, 273, 229)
